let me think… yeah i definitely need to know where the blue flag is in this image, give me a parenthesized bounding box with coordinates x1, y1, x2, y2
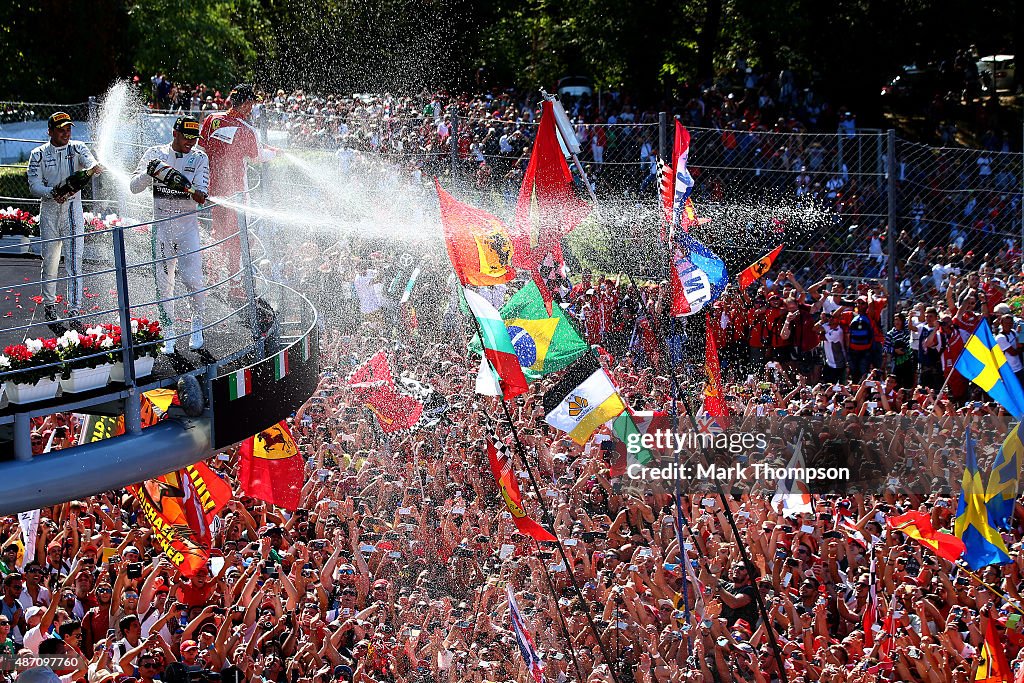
(986, 423, 1022, 530)
(954, 319, 1024, 418)
(669, 231, 727, 317)
(955, 428, 1011, 570)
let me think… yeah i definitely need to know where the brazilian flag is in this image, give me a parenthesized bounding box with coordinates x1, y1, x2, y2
(470, 281, 588, 380)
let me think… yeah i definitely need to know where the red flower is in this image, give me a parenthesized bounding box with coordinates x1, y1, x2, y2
(42, 338, 57, 350)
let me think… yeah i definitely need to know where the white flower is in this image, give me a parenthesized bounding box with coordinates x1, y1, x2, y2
(0, 355, 10, 368)
(85, 325, 104, 337)
(130, 319, 139, 334)
(58, 330, 81, 348)
(100, 336, 114, 349)
(25, 338, 43, 353)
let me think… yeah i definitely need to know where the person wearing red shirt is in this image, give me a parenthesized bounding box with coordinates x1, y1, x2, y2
(197, 84, 277, 298)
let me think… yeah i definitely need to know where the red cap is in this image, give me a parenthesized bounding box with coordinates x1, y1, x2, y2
(181, 640, 199, 652)
(373, 579, 389, 588)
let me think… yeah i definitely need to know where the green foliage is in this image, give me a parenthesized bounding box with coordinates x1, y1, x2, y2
(0, 0, 1017, 115)
(126, 0, 262, 86)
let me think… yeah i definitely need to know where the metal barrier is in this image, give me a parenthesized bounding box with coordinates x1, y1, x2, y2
(0, 148, 319, 469)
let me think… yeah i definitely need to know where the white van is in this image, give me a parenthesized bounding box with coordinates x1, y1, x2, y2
(977, 55, 1015, 92)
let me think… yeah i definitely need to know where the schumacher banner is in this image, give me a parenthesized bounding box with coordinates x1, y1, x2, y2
(128, 462, 231, 576)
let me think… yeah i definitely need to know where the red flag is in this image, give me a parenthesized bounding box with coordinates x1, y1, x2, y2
(239, 420, 305, 510)
(180, 462, 233, 547)
(129, 470, 214, 577)
(661, 121, 692, 228)
(703, 313, 730, 428)
(435, 179, 516, 286)
(512, 100, 590, 313)
(886, 510, 966, 563)
(977, 616, 1012, 682)
(487, 427, 555, 542)
(347, 351, 424, 433)
(738, 244, 784, 290)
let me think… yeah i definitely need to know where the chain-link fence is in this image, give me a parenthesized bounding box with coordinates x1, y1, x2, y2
(894, 139, 1023, 306)
(2, 100, 1021, 311)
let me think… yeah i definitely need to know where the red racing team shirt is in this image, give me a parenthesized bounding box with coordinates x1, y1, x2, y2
(198, 112, 264, 196)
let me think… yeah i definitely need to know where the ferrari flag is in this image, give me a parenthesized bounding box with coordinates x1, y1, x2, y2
(239, 420, 305, 510)
(487, 425, 556, 541)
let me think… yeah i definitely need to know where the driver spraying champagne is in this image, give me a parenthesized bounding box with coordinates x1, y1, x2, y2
(130, 116, 209, 354)
(197, 84, 277, 299)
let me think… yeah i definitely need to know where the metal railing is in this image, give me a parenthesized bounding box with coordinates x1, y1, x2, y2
(0, 194, 259, 385)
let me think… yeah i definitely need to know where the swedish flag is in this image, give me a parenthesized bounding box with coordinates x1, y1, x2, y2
(955, 428, 1011, 570)
(985, 422, 1022, 530)
(953, 319, 1024, 418)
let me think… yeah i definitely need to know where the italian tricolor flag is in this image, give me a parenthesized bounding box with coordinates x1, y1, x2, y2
(274, 350, 289, 380)
(228, 368, 252, 400)
(463, 288, 528, 399)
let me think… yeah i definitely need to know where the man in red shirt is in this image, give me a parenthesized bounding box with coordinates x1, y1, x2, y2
(198, 84, 277, 297)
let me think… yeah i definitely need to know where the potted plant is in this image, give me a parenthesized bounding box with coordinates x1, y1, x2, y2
(108, 317, 163, 382)
(1, 337, 62, 403)
(82, 212, 120, 263)
(0, 207, 39, 254)
(56, 327, 115, 393)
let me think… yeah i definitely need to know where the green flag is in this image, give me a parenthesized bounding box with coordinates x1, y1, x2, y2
(471, 281, 588, 380)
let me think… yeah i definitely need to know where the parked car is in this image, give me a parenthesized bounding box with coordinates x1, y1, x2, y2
(557, 76, 593, 100)
(977, 54, 1015, 92)
(880, 64, 941, 101)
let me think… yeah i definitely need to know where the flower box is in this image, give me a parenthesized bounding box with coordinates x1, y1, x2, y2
(5, 377, 59, 404)
(0, 235, 29, 254)
(60, 364, 112, 393)
(110, 355, 156, 383)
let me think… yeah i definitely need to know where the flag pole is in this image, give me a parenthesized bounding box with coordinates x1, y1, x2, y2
(461, 290, 624, 683)
(958, 566, 1024, 616)
(528, 540, 587, 682)
(649, 184, 791, 682)
(489, 399, 624, 683)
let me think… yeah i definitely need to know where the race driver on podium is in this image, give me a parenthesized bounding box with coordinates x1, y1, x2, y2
(198, 83, 278, 299)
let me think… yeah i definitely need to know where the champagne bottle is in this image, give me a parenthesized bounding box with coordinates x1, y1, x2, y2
(51, 167, 97, 198)
(146, 159, 192, 193)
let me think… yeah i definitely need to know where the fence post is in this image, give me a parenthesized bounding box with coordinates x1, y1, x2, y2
(658, 112, 668, 163)
(886, 130, 897, 326)
(88, 96, 100, 200)
(112, 226, 142, 435)
(449, 107, 459, 182)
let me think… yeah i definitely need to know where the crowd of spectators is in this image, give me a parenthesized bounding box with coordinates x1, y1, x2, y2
(0, 62, 1022, 683)
(8, 208, 1024, 683)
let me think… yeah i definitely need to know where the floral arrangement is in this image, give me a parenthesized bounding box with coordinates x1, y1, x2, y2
(0, 207, 39, 238)
(100, 316, 164, 360)
(82, 212, 123, 234)
(56, 327, 116, 376)
(1, 317, 163, 386)
(0, 337, 62, 386)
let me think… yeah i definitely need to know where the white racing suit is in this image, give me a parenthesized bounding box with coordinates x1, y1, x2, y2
(26, 140, 97, 313)
(130, 144, 210, 346)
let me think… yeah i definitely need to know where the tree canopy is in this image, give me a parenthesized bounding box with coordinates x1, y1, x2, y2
(0, 0, 1017, 113)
